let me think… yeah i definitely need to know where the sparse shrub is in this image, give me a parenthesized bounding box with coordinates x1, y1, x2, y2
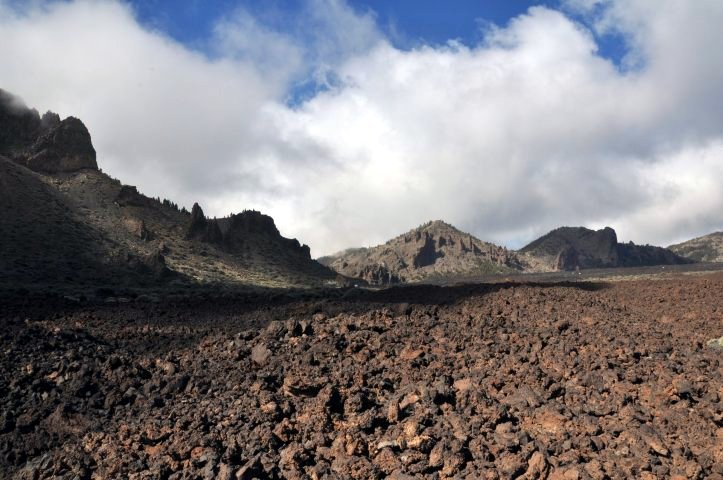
(707, 336, 723, 350)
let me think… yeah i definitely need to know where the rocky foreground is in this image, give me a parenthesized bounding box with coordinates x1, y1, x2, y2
(1, 275, 723, 479)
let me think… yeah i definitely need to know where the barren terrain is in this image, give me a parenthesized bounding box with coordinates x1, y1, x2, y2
(2, 271, 722, 479)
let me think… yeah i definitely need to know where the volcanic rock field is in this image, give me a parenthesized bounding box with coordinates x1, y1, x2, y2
(2, 273, 722, 479)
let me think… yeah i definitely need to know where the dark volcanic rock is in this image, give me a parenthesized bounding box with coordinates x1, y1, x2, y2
(218, 210, 312, 259)
(521, 226, 619, 269)
(115, 185, 151, 208)
(185, 203, 222, 243)
(521, 226, 693, 271)
(554, 245, 580, 271)
(1, 273, 722, 478)
(0, 89, 97, 173)
(617, 241, 692, 267)
(186, 205, 316, 262)
(25, 117, 97, 173)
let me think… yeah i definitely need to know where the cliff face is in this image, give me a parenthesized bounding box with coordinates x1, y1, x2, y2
(520, 226, 692, 271)
(319, 220, 522, 285)
(520, 226, 620, 270)
(0, 89, 97, 173)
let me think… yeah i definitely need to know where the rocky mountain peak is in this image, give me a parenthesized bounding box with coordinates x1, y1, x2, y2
(185, 202, 222, 243)
(520, 226, 691, 271)
(0, 89, 97, 173)
(320, 220, 521, 285)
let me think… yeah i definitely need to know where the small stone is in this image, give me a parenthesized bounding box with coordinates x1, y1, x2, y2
(525, 451, 547, 478)
(673, 378, 693, 397)
(428, 442, 445, 468)
(235, 455, 261, 479)
(251, 344, 272, 365)
(407, 435, 434, 452)
(387, 400, 400, 423)
(453, 378, 473, 392)
(640, 425, 669, 456)
(217, 462, 233, 480)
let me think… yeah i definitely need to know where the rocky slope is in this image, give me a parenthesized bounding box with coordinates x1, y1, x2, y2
(669, 231, 723, 262)
(0, 156, 170, 287)
(519, 226, 692, 272)
(0, 89, 336, 290)
(318, 221, 521, 285)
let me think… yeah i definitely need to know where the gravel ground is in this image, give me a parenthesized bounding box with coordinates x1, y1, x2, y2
(1, 274, 722, 479)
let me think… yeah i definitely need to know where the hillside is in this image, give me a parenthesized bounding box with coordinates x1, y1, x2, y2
(318, 220, 521, 285)
(669, 231, 723, 262)
(519, 226, 692, 271)
(0, 156, 171, 288)
(0, 89, 336, 290)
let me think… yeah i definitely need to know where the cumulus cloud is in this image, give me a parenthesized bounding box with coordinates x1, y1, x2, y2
(1, 0, 723, 256)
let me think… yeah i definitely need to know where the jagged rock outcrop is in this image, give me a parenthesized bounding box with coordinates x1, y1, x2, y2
(216, 210, 311, 258)
(520, 226, 692, 271)
(123, 217, 152, 241)
(617, 241, 691, 267)
(184, 204, 325, 270)
(25, 117, 97, 173)
(130, 251, 172, 279)
(357, 263, 402, 285)
(320, 220, 522, 285)
(0, 89, 97, 173)
(185, 203, 222, 243)
(0, 91, 43, 153)
(115, 185, 151, 208)
(669, 231, 723, 262)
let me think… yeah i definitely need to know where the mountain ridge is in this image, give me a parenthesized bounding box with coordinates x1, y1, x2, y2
(669, 231, 723, 262)
(519, 226, 692, 271)
(0, 89, 337, 290)
(0, 87, 707, 290)
(322, 223, 695, 284)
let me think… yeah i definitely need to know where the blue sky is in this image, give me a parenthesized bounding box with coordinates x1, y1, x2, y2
(127, 1, 554, 47)
(127, 0, 626, 63)
(124, 0, 630, 107)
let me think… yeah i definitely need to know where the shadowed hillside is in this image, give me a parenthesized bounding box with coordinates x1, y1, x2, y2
(0, 89, 337, 290)
(0, 156, 171, 287)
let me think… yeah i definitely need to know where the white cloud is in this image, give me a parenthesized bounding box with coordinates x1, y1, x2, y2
(211, 9, 303, 85)
(615, 141, 723, 245)
(1, 0, 723, 256)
